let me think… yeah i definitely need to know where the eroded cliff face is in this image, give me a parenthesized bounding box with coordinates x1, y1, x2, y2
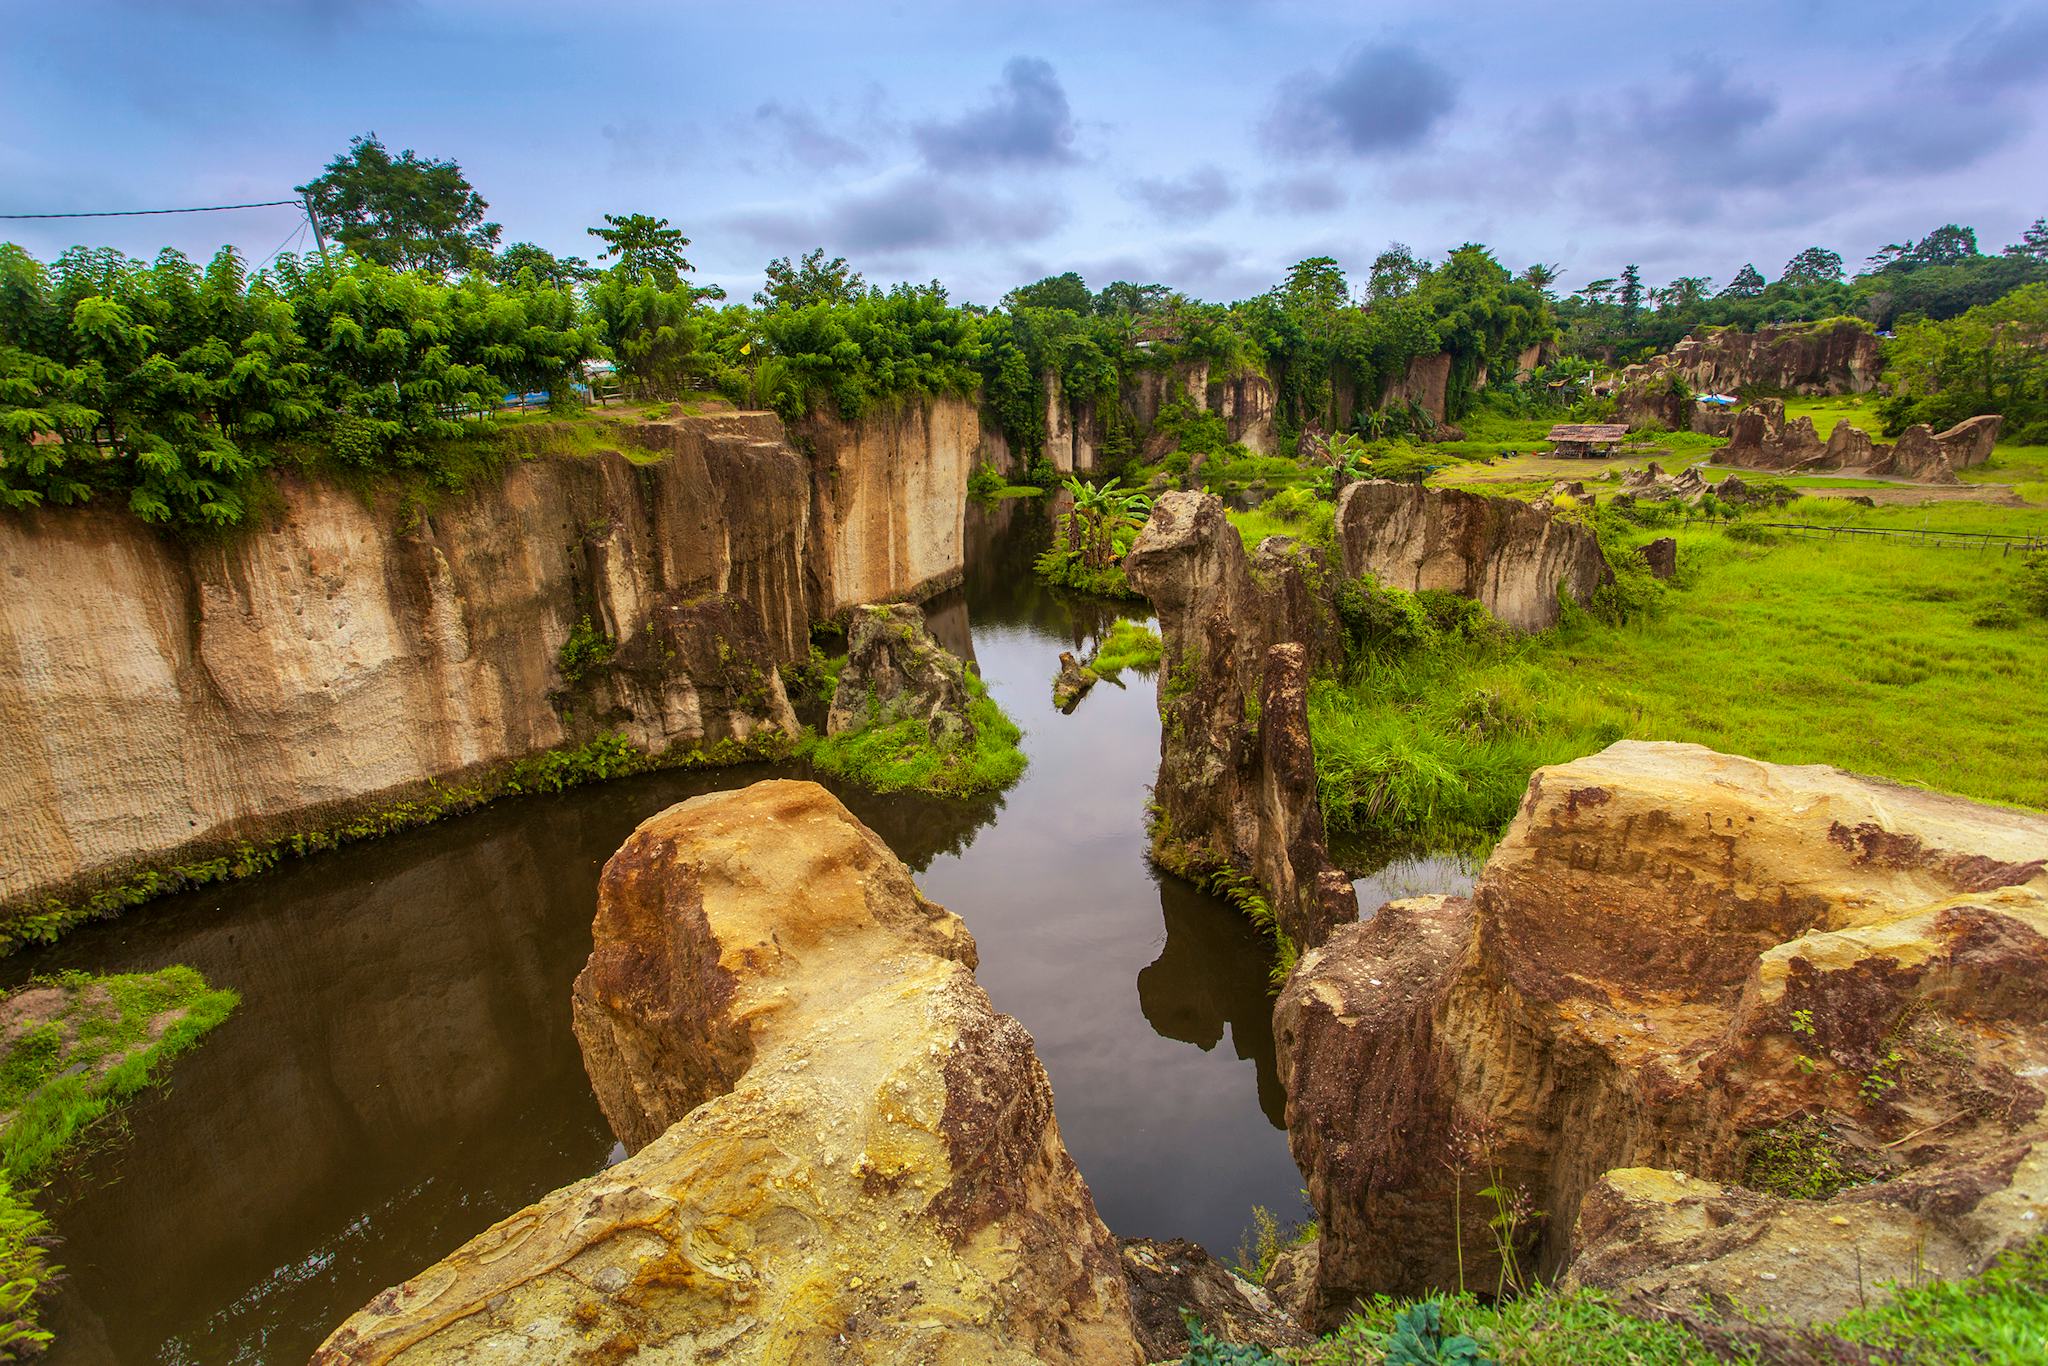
(1124, 493, 1356, 952)
(322, 780, 1143, 1365)
(1276, 741, 2048, 1327)
(1335, 481, 1613, 633)
(1625, 322, 1883, 396)
(796, 395, 979, 616)
(0, 403, 974, 923)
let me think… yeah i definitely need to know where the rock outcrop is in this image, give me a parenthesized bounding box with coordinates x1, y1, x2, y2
(1616, 462, 1712, 503)
(1717, 402, 2001, 484)
(1380, 353, 1453, 427)
(1053, 650, 1096, 712)
(1124, 493, 1357, 951)
(827, 602, 976, 743)
(1624, 323, 1882, 396)
(1636, 537, 1678, 580)
(321, 780, 1143, 1365)
(0, 403, 980, 924)
(1118, 1239, 1306, 1361)
(1335, 481, 1613, 633)
(1275, 741, 2048, 1327)
(796, 396, 980, 616)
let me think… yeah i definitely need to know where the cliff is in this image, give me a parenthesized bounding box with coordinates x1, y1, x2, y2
(320, 781, 1144, 1364)
(0, 400, 978, 932)
(1623, 322, 1883, 397)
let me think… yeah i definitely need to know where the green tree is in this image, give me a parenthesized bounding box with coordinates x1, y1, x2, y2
(1094, 280, 1170, 316)
(1518, 262, 1562, 298)
(1282, 256, 1350, 314)
(2003, 218, 2048, 265)
(491, 242, 594, 290)
(1005, 272, 1092, 314)
(1654, 276, 1712, 310)
(587, 214, 697, 289)
(754, 248, 866, 309)
(1780, 246, 1844, 287)
(297, 134, 501, 275)
(1367, 243, 1428, 305)
(1618, 264, 1644, 317)
(1878, 282, 2048, 441)
(1720, 264, 1766, 298)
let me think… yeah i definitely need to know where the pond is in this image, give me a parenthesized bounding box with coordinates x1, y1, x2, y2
(16, 497, 1473, 1364)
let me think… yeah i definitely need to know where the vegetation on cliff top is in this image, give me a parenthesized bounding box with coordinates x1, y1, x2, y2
(0, 965, 238, 1353)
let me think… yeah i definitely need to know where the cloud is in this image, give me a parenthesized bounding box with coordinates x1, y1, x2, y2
(913, 57, 1077, 171)
(1127, 164, 1236, 221)
(1259, 175, 1347, 214)
(754, 100, 871, 171)
(728, 170, 1067, 256)
(1265, 42, 1456, 158)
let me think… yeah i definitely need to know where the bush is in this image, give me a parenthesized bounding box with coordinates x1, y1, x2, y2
(967, 462, 1007, 503)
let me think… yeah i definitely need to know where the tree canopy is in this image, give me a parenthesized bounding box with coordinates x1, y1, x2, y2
(296, 134, 501, 275)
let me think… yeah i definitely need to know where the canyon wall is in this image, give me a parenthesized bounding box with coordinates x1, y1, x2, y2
(1623, 321, 1883, 397)
(0, 402, 975, 922)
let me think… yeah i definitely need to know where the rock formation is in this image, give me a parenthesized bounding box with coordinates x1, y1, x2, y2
(1334, 482, 1613, 633)
(1379, 353, 1453, 427)
(1716, 402, 2001, 484)
(826, 603, 976, 743)
(1118, 1238, 1306, 1360)
(320, 780, 1144, 1364)
(1124, 493, 1357, 951)
(1623, 322, 1882, 397)
(1053, 650, 1096, 712)
(1275, 741, 2048, 1328)
(1636, 538, 1677, 580)
(1616, 462, 1713, 503)
(795, 397, 980, 615)
(0, 402, 980, 923)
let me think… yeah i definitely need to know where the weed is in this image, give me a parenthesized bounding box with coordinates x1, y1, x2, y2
(1741, 1117, 1867, 1200)
(557, 615, 618, 683)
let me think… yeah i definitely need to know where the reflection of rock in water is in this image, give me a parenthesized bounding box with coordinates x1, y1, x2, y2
(829, 780, 1004, 871)
(1136, 878, 1288, 1127)
(920, 588, 976, 666)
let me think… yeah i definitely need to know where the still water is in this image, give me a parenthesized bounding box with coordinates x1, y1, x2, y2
(18, 499, 1471, 1364)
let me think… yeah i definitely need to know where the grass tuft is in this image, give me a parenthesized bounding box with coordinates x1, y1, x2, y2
(798, 672, 1026, 798)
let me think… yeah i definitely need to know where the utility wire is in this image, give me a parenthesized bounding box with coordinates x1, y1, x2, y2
(0, 200, 303, 220)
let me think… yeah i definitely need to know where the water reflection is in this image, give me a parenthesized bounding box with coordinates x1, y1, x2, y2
(15, 494, 1468, 1365)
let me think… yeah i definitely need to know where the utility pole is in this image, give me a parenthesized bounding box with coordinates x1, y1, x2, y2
(301, 192, 329, 258)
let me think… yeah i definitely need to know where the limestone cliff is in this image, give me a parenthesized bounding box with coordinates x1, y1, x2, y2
(1124, 493, 1356, 952)
(0, 402, 977, 928)
(1276, 741, 2048, 1326)
(321, 780, 1143, 1364)
(1335, 481, 1613, 633)
(1624, 322, 1883, 396)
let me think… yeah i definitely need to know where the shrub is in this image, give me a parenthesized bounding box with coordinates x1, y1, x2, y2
(967, 462, 1007, 502)
(556, 615, 617, 682)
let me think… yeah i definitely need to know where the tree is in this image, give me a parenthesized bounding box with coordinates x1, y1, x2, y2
(1907, 224, 1980, 269)
(1094, 280, 1170, 316)
(587, 214, 696, 288)
(1366, 243, 1429, 305)
(1780, 246, 1844, 287)
(491, 242, 593, 290)
(297, 134, 501, 275)
(1654, 276, 1713, 310)
(1518, 263, 1562, 297)
(1720, 264, 1766, 298)
(1618, 264, 1644, 316)
(1576, 278, 1618, 306)
(1281, 256, 1350, 314)
(754, 248, 866, 309)
(1005, 272, 1092, 314)
(2004, 218, 2048, 265)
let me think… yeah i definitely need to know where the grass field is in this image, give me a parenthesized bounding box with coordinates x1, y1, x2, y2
(1311, 502, 2048, 848)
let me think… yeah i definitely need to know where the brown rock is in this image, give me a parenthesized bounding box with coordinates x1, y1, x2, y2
(1334, 481, 1613, 632)
(1876, 424, 1959, 483)
(1055, 649, 1097, 712)
(1276, 741, 2048, 1324)
(1124, 493, 1357, 951)
(1642, 323, 1881, 396)
(1937, 414, 2002, 469)
(1381, 353, 1453, 425)
(1260, 1242, 1319, 1325)
(321, 780, 1143, 1365)
(827, 602, 976, 742)
(1119, 1238, 1307, 1360)
(1636, 538, 1678, 580)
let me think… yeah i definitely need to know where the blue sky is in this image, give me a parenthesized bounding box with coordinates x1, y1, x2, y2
(6, 0, 2046, 305)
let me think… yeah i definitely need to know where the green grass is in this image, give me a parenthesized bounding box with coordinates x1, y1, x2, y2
(1089, 619, 1163, 680)
(1310, 511, 2048, 848)
(1308, 1287, 1726, 1365)
(0, 965, 238, 1355)
(798, 672, 1026, 798)
(1828, 1233, 2048, 1364)
(1226, 488, 1335, 553)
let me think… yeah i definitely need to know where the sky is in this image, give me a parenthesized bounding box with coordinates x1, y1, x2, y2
(5, 0, 2047, 307)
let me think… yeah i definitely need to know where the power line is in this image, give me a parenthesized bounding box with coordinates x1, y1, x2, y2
(0, 200, 303, 221)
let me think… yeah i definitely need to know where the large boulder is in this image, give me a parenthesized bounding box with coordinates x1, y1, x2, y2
(1124, 493, 1357, 951)
(1275, 741, 2048, 1327)
(1334, 481, 1612, 633)
(1937, 414, 2002, 470)
(827, 601, 976, 742)
(1118, 1239, 1306, 1360)
(318, 781, 1144, 1365)
(1875, 424, 1958, 483)
(1721, 399, 1826, 470)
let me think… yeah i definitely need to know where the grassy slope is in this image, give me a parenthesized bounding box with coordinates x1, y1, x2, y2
(1310, 501, 2048, 850)
(798, 671, 1027, 798)
(0, 966, 238, 1355)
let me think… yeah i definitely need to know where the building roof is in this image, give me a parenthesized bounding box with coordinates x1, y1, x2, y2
(1547, 423, 1630, 443)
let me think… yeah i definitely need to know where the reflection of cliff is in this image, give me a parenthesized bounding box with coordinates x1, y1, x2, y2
(18, 760, 1001, 1363)
(1136, 879, 1288, 1127)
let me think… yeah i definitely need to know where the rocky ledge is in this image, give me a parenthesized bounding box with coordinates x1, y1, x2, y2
(316, 780, 1144, 1364)
(1277, 740, 2048, 1328)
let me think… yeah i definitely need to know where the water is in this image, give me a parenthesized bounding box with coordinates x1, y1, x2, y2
(15, 498, 1471, 1364)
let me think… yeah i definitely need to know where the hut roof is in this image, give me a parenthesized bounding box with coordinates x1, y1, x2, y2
(1546, 423, 1630, 443)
